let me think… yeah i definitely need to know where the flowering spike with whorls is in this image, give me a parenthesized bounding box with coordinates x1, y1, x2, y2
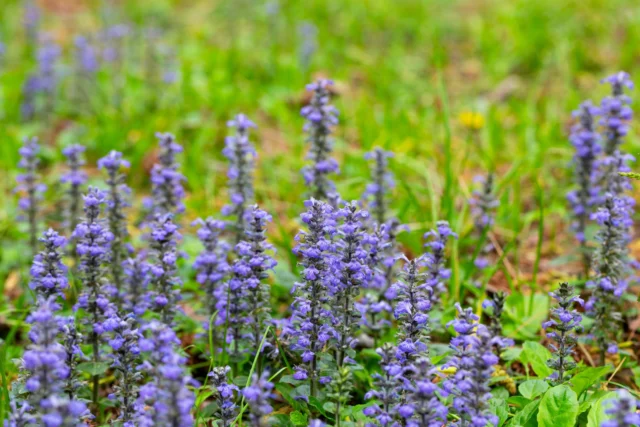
(392, 256, 431, 367)
(601, 72, 633, 156)
(16, 136, 46, 256)
(136, 321, 195, 426)
(399, 357, 448, 427)
(98, 150, 132, 302)
(423, 220, 456, 305)
(587, 194, 632, 359)
(364, 148, 395, 226)
(193, 217, 230, 326)
(483, 291, 506, 338)
(106, 314, 143, 425)
(61, 144, 87, 235)
(21, 297, 91, 426)
(209, 366, 238, 427)
(74, 35, 99, 76)
(29, 228, 68, 299)
(148, 214, 183, 325)
(332, 202, 371, 367)
(469, 174, 499, 275)
(243, 371, 276, 427)
(603, 390, 640, 427)
(444, 304, 508, 427)
(567, 102, 601, 249)
(122, 254, 152, 318)
(150, 132, 185, 216)
(301, 79, 340, 203)
(222, 114, 257, 243)
(286, 199, 337, 397)
(60, 317, 84, 401)
(363, 343, 403, 426)
(235, 206, 277, 353)
(543, 282, 582, 384)
(74, 186, 116, 405)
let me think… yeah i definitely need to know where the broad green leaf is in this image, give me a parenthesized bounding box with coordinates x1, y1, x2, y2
(507, 396, 531, 409)
(492, 387, 510, 400)
(518, 379, 549, 400)
(290, 410, 308, 426)
(578, 390, 610, 415)
(522, 341, 553, 378)
(537, 385, 578, 427)
(489, 398, 509, 426)
(570, 366, 611, 396)
(586, 391, 616, 427)
(509, 399, 540, 427)
(76, 361, 111, 376)
(271, 414, 294, 427)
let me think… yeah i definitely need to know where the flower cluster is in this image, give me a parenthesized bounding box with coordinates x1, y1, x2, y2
(363, 343, 403, 425)
(16, 136, 45, 255)
(222, 114, 257, 243)
(603, 390, 640, 427)
(150, 132, 186, 216)
(601, 72, 634, 156)
(301, 79, 340, 203)
(444, 304, 506, 427)
(123, 255, 152, 317)
(469, 174, 499, 273)
(148, 214, 183, 324)
(543, 282, 582, 383)
(209, 366, 238, 427)
(400, 357, 448, 426)
(74, 36, 99, 76)
(567, 102, 601, 244)
(423, 220, 456, 305)
(243, 371, 276, 427)
(364, 148, 395, 226)
(61, 144, 87, 235)
(286, 199, 337, 396)
(98, 150, 132, 300)
(29, 229, 68, 299)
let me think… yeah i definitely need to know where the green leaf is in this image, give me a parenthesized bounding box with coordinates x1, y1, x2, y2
(489, 398, 509, 426)
(290, 410, 308, 426)
(518, 379, 549, 400)
(76, 361, 111, 376)
(570, 366, 611, 396)
(509, 399, 540, 427)
(309, 396, 333, 421)
(537, 385, 578, 427)
(522, 341, 553, 378)
(507, 396, 531, 409)
(492, 387, 510, 400)
(271, 414, 294, 427)
(275, 383, 306, 412)
(586, 391, 616, 427)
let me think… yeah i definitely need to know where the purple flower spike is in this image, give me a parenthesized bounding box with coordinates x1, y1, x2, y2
(602, 390, 640, 427)
(469, 174, 498, 278)
(193, 217, 230, 325)
(243, 371, 276, 427)
(150, 132, 185, 216)
(364, 148, 395, 226)
(363, 343, 404, 426)
(29, 229, 68, 299)
(401, 357, 448, 427)
(301, 79, 340, 204)
(544, 282, 582, 383)
(148, 214, 183, 325)
(98, 150, 132, 303)
(222, 113, 257, 243)
(332, 202, 371, 367)
(61, 144, 87, 235)
(601, 72, 633, 156)
(16, 136, 45, 255)
(74, 36, 99, 75)
(209, 366, 238, 427)
(423, 220, 457, 306)
(123, 255, 152, 317)
(392, 256, 432, 367)
(444, 304, 508, 427)
(285, 199, 338, 397)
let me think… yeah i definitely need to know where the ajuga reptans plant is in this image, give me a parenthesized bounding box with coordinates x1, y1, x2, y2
(364, 148, 395, 227)
(149, 132, 185, 216)
(16, 136, 45, 256)
(61, 144, 87, 237)
(423, 220, 456, 306)
(29, 229, 68, 299)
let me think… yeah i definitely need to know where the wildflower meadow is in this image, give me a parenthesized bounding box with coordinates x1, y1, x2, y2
(2, 0, 640, 426)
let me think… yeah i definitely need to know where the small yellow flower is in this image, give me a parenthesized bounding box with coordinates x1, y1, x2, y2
(459, 111, 484, 131)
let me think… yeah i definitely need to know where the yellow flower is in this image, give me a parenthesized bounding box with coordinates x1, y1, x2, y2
(459, 111, 484, 131)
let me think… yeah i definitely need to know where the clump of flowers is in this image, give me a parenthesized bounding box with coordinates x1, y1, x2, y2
(98, 150, 132, 301)
(123, 255, 152, 317)
(243, 371, 276, 427)
(444, 304, 507, 427)
(73, 187, 116, 404)
(222, 114, 257, 243)
(399, 357, 448, 426)
(193, 217, 230, 325)
(150, 132, 185, 216)
(29, 228, 68, 299)
(483, 291, 506, 338)
(286, 199, 337, 397)
(61, 144, 87, 235)
(364, 148, 395, 226)
(603, 390, 640, 427)
(59, 317, 84, 400)
(423, 220, 456, 305)
(148, 214, 183, 325)
(469, 174, 498, 274)
(16, 136, 46, 255)
(363, 343, 403, 425)
(543, 282, 582, 383)
(209, 366, 238, 427)
(601, 72, 633, 156)
(301, 79, 340, 204)
(393, 256, 431, 367)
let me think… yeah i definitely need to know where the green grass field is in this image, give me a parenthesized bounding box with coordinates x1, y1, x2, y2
(1, 0, 640, 424)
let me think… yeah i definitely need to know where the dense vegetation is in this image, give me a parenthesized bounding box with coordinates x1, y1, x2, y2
(1, 0, 640, 426)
